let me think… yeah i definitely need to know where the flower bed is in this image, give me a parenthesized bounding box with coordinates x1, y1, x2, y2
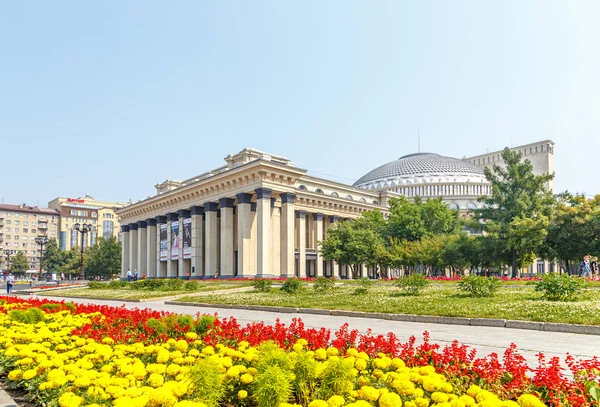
(0, 297, 598, 407)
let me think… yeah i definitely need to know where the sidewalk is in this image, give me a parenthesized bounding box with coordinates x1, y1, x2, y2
(23, 293, 599, 367)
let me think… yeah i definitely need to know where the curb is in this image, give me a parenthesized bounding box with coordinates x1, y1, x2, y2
(166, 301, 600, 335)
(0, 388, 18, 406)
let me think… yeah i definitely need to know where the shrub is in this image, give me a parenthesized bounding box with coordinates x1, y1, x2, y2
(458, 275, 502, 297)
(40, 303, 61, 312)
(313, 277, 335, 292)
(184, 281, 199, 291)
(188, 359, 225, 407)
(107, 280, 128, 290)
(87, 282, 106, 290)
(394, 274, 430, 295)
(194, 315, 216, 335)
(8, 308, 45, 324)
(253, 365, 293, 407)
(353, 277, 374, 295)
(253, 278, 273, 293)
(160, 279, 185, 291)
(535, 273, 586, 301)
(281, 278, 303, 294)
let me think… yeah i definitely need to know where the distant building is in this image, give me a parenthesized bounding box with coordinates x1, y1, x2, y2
(463, 140, 555, 191)
(48, 195, 127, 251)
(0, 204, 60, 269)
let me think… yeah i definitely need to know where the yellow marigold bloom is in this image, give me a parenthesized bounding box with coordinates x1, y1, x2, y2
(359, 386, 380, 401)
(517, 394, 546, 407)
(147, 372, 165, 388)
(315, 348, 328, 360)
(157, 350, 170, 364)
(201, 346, 215, 355)
(7, 369, 22, 381)
(327, 395, 345, 407)
(327, 347, 339, 356)
(238, 390, 248, 399)
(240, 373, 254, 384)
(185, 332, 198, 340)
(431, 392, 450, 403)
(309, 400, 329, 407)
(167, 364, 181, 376)
(58, 392, 83, 407)
(457, 395, 475, 406)
(175, 339, 188, 352)
(293, 343, 304, 353)
(379, 392, 402, 407)
(500, 401, 520, 407)
(355, 401, 373, 407)
(355, 359, 368, 371)
(101, 337, 114, 345)
(358, 376, 370, 387)
(414, 398, 430, 407)
(73, 376, 91, 387)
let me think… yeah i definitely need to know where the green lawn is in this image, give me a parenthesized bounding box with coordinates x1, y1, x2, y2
(42, 281, 252, 300)
(175, 283, 600, 325)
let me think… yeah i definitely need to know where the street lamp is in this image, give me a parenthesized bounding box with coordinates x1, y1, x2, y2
(73, 223, 93, 280)
(34, 236, 49, 276)
(2, 250, 14, 277)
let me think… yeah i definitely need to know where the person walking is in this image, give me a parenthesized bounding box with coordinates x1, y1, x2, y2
(127, 268, 132, 282)
(6, 273, 14, 294)
(581, 256, 592, 278)
(133, 269, 138, 282)
(592, 257, 599, 279)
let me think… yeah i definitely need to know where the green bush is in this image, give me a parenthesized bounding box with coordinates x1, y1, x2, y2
(353, 277, 374, 295)
(194, 315, 217, 335)
(458, 275, 502, 297)
(253, 365, 293, 407)
(253, 278, 273, 292)
(313, 277, 336, 292)
(40, 303, 62, 312)
(394, 274, 430, 295)
(107, 280, 128, 290)
(535, 272, 586, 301)
(160, 278, 186, 291)
(188, 359, 225, 407)
(8, 308, 45, 324)
(281, 278, 303, 294)
(184, 281, 199, 291)
(87, 281, 107, 289)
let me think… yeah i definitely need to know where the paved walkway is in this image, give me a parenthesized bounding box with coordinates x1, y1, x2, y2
(21, 294, 600, 368)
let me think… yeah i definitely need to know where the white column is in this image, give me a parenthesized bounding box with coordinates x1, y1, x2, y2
(296, 210, 306, 278)
(250, 203, 257, 276)
(328, 216, 340, 278)
(129, 225, 138, 273)
(177, 210, 189, 278)
(270, 197, 281, 277)
(314, 213, 324, 277)
(236, 194, 253, 277)
(166, 214, 177, 278)
(156, 217, 165, 278)
(255, 188, 272, 277)
(191, 206, 204, 278)
(137, 221, 148, 278)
(146, 220, 157, 278)
(121, 226, 130, 279)
(204, 202, 219, 277)
(219, 198, 235, 277)
(280, 193, 295, 277)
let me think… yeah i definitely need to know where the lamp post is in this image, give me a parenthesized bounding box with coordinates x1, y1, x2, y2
(34, 236, 49, 276)
(2, 250, 14, 278)
(74, 223, 93, 280)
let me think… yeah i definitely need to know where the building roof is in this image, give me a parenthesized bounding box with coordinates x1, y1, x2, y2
(353, 153, 486, 190)
(0, 204, 60, 216)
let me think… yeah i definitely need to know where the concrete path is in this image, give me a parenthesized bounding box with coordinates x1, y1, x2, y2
(20, 294, 600, 368)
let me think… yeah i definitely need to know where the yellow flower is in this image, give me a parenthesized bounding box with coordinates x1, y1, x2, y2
(309, 400, 329, 407)
(238, 390, 248, 399)
(517, 394, 546, 407)
(240, 373, 254, 384)
(379, 392, 402, 407)
(327, 395, 345, 407)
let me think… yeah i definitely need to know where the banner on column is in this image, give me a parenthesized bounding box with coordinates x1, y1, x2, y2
(159, 224, 168, 261)
(171, 221, 180, 260)
(182, 218, 192, 259)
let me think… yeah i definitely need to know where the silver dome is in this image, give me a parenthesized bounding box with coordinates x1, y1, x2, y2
(353, 153, 486, 190)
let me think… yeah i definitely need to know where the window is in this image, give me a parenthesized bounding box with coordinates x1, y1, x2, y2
(331, 192, 339, 197)
(31, 222, 36, 226)
(4, 228, 9, 232)
(71, 210, 78, 216)
(23, 228, 28, 233)
(50, 231, 56, 236)
(345, 195, 353, 200)
(14, 236, 19, 240)
(31, 229, 36, 234)
(14, 228, 19, 233)
(103, 220, 114, 238)
(23, 236, 27, 240)
(71, 230, 77, 248)
(315, 189, 324, 194)
(14, 221, 19, 225)
(23, 221, 28, 226)
(298, 185, 307, 190)
(5, 235, 10, 239)
(537, 262, 545, 274)
(80, 211, 88, 217)
(6, 220, 10, 224)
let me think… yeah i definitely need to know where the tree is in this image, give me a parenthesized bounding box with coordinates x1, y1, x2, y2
(42, 238, 65, 273)
(85, 237, 122, 279)
(320, 210, 385, 278)
(61, 246, 88, 277)
(474, 148, 554, 277)
(10, 251, 30, 274)
(542, 193, 600, 273)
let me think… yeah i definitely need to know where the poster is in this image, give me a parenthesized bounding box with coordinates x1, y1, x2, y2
(159, 224, 168, 261)
(171, 221, 180, 260)
(183, 218, 192, 259)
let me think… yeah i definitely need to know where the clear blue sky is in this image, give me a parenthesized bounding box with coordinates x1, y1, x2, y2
(1, 1, 599, 206)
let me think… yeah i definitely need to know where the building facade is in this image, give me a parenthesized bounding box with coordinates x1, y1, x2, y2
(0, 204, 60, 270)
(48, 195, 127, 251)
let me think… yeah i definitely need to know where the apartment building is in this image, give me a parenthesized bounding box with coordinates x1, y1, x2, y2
(0, 204, 60, 269)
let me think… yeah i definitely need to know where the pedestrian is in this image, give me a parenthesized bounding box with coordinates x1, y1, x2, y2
(6, 273, 15, 294)
(127, 268, 132, 282)
(133, 269, 138, 282)
(581, 256, 592, 278)
(592, 257, 599, 279)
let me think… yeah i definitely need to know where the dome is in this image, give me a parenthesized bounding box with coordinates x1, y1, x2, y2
(353, 153, 486, 190)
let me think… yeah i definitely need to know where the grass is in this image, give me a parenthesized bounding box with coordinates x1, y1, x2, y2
(42, 281, 252, 300)
(176, 282, 600, 325)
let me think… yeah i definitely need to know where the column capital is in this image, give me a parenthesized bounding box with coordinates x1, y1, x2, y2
(191, 206, 204, 216)
(219, 198, 235, 208)
(137, 220, 147, 229)
(328, 215, 339, 223)
(254, 187, 272, 200)
(251, 203, 257, 212)
(270, 197, 277, 208)
(295, 210, 306, 219)
(280, 192, 296, 204)
(313, 213, 324, 221)
(236, 193, 253, 204)
(146, 218, 157, 227)
(156, 215, 167, 224)
(204, 202, 219, 212)
(129, 223, 139, 231)
(121, 225, 130, 233)
(178, 209, 191, 218)
(166, 212, 179, 221)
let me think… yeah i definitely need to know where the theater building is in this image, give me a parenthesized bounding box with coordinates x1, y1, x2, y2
(116, 147, 510, 279)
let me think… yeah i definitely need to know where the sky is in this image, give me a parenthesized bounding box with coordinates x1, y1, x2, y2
(1, 1, 599, 206)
